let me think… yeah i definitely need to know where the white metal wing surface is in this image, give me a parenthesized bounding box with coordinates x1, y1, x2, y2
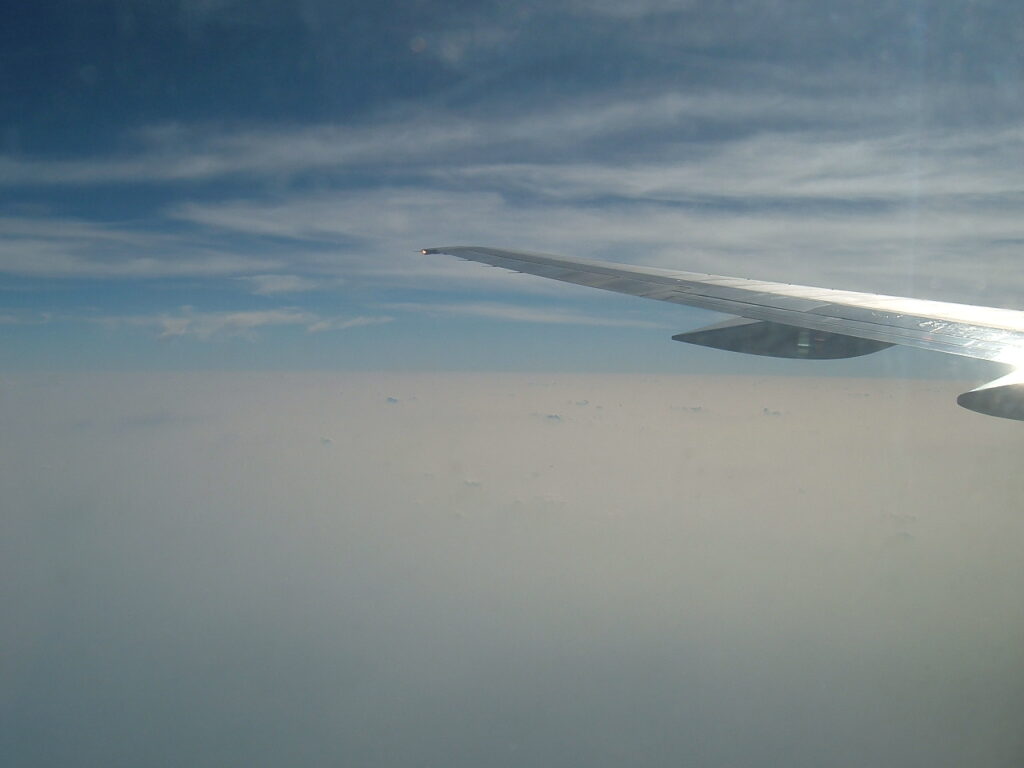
(422, 245, 1024, 420)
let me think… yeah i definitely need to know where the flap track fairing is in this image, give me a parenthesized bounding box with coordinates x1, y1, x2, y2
(672, 318, 894, 360)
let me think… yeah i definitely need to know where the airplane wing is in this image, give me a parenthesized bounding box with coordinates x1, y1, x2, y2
(422, 245, 1024, 420)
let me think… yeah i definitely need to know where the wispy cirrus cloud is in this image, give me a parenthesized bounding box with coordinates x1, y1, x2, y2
(442, 126, 1024, 203)
(0, 311, 51, 325)
(0, 87, 916, 188)
(170, 182, 1024, 308)
(384, 301, 665, 328)
(0, 215, 284, 278)
(239, 274, 330, 295)
(102, 307, 393, 340)
(3, 78, 1023, 306)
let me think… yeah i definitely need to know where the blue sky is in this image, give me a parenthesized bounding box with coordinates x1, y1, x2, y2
(3, 0, 1024, 372)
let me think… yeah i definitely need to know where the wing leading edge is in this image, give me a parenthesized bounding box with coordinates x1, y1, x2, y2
(423, 246, 1024, 421)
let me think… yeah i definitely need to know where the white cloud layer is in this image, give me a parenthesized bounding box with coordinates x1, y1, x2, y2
(3, 372, 1022, 766)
